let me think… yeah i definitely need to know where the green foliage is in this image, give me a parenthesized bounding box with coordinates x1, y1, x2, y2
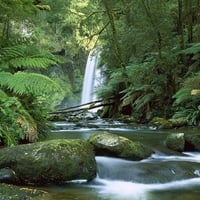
(0, 71, 62, 96)
(0, 90, 31, 146)
(0, 43, 64, 145)
(181, 43, 200, 76)
(173, 73, 200, 125)
(0, 45, 60, 70)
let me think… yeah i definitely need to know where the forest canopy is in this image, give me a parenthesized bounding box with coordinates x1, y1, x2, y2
(0, 0, 200, 145)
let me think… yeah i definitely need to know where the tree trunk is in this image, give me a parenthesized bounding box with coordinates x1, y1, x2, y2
(2, 18, 10, 40)
(185, 0, 193, 43)
(141, 0, 162, 59)
(197, 0, 200, 41)
(102, 0, 128, 86)
(178, 0, 185, 49)
(102, 0, 122, 63)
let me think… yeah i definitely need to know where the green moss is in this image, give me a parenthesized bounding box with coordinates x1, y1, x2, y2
(150, 117, 173, 129)
(165, 133, 185, 152)
(0, 139, 96, 185)
(88, 132, 153, 160)
(0, 183, 47, 200)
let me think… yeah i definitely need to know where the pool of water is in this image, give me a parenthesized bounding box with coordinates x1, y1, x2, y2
(37, 120, 200, 200)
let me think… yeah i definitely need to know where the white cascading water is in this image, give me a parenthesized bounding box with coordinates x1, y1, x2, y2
(81, 49, 100, 105)
(91, 155, 200, 200)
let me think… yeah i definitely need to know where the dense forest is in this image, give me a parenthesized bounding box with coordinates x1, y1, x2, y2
(0, 0, 200, 146)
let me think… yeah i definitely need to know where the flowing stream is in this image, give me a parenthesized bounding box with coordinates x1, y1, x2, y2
(37, 121, 200, 200)
(36, 51, 200, 199)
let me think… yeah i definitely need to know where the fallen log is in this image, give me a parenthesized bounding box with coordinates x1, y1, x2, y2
(49, 99, 114, 115)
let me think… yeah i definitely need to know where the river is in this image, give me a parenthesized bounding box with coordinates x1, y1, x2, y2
(37, 119, 200, 200)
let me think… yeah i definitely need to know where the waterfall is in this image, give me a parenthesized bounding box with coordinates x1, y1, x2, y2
(81, 49, 100, 105)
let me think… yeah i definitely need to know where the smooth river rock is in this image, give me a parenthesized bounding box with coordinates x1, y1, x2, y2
(165, 133, 185, 152)
(0, 139, 96, 185)
(165, 133, 200, 152)
(88, 132, 153, 160)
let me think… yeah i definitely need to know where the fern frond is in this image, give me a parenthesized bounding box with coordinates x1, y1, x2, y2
(0, 72, 12, 86)
(172, 108, 191, 119)
(173, 87, 193, 105)
(0, 44, 61, 70)
(0, 71, 63, 96)
(14, 72, 62, 95)
(181, 43, 200, 55)
(9, 57, 57, 69)
(133, 93, 155, 111)
(0, 45, 25, 58)
(121, 84, 151, 99)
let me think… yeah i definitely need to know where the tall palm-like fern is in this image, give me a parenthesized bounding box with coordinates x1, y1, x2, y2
(0, 44, 64, 145)
(0, 71, 62, 95)
(0, 44, 63, 95)
(98, 62, 165, 120)
(173, 73, 200, 125)
(181, 43, 200, 77)
(0, 44, 60, 71)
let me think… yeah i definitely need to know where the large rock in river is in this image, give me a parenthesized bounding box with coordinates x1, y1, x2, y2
(165, 133, 200, 152)
(0, 139, 96, 185)
(185, 134, 200, 151)
(88, 132, 153, 160)
(165, 133, 185, 152)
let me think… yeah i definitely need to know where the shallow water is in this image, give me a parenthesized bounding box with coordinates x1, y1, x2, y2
(37, 120, 200, 200)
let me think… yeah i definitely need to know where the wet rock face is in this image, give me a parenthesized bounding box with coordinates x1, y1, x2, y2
(88, 132, 153, 160)
(184, 134, 200, 151)
(0, 139, 96, 185)
(0, 168, 17, 184)
(165, 133, 200, 152)
(165, 133, 185, 152)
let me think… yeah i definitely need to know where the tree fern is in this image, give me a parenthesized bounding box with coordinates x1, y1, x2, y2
(0, 43, 65, 145)
(0, 71, 63, 96)
(181, 43, 200, 54)
(173, 72, 200, 125)
(173, 87, 193, 105)
(173, 74, 200, 105)
(181, 43, 200, 77)
(133, 93, 155, 111)
(9, 57, 57, 69)
(0, 44, 60, 71)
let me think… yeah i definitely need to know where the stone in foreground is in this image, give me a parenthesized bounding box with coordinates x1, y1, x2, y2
(0, 139, 96, 185)
(0, 183, 47, 200)
(88, 132, 153, 160)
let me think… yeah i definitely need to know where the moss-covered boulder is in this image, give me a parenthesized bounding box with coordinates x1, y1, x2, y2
(165, 133, 200, 152)
(0, 183, 47, 200)
(149, 117, 173, 129)
(185, 134, 200, 151)
(165, 133, 185, 152)
(88, 132, 153, 160)
(0, 139, 96, 185)
(168, 118, 187, 128)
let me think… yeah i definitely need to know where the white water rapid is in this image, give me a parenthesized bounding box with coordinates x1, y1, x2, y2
(89, 154, 200, 200)
(81, 49, 101, 105)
